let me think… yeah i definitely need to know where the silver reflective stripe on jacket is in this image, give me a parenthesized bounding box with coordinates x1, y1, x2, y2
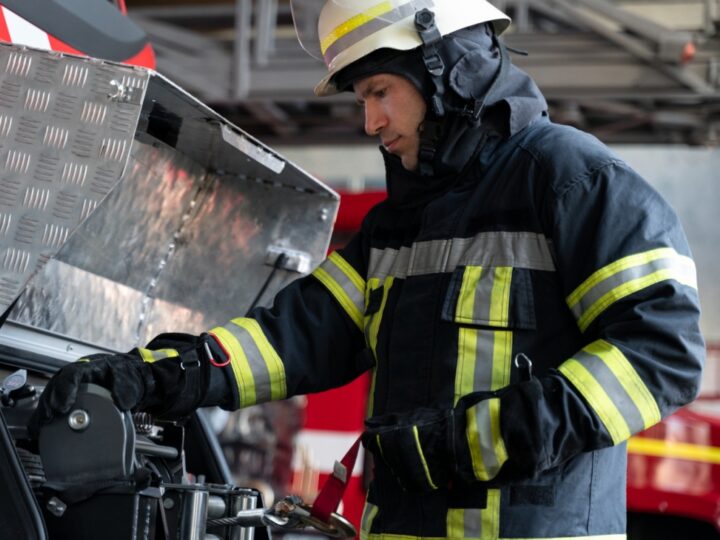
(368, 232, 555, 280)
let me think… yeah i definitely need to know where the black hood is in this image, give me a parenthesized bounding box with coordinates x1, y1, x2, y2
(333, 23, 548, 206)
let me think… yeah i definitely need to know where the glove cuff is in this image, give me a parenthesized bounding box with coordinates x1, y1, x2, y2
(140, 333, 234, 418)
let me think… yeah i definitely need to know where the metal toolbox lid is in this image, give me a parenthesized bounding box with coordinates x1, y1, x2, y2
(0, 42, 338, 356)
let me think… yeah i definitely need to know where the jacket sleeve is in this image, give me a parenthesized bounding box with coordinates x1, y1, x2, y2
(492, 158, 705, 481)
(206, 233, 372, 410)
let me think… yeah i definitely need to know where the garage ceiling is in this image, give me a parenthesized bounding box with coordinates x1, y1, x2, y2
(126, 0, 720, 146)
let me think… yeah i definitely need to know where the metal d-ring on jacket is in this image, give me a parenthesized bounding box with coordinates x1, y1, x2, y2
(206, 111, 704, 540)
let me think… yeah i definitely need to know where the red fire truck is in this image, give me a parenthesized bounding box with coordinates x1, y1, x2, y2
(0, 0, 155, 69)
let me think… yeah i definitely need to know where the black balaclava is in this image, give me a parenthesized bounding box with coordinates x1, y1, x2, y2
(332, 21, 547, 206)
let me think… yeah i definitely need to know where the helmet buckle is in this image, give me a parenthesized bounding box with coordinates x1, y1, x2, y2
(423, 52, 444, 78)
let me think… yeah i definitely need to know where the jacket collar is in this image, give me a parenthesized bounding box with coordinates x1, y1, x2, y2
(384, 61, 547, 207)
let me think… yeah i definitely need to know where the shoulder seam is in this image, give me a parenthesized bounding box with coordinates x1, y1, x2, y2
(554, 159, 625, 201)
(515, 124, 624, 200)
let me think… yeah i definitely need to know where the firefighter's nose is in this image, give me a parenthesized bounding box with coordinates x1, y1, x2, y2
(364, 103, 387, 137)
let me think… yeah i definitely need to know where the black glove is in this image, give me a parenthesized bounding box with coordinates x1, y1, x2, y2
(30, 352, 153, 437)
(29, 333, 233, 438)
(362, 392, 509, 492)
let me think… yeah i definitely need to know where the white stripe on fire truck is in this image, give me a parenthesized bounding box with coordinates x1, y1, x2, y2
(292, 430, 364, 475)
(2, 7, 51, 50)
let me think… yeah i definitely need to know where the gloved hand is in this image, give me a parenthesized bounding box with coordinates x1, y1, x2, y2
(362, 392, 509, 491)
(29, 352, 153, 436)
(29, 333, 233, 438)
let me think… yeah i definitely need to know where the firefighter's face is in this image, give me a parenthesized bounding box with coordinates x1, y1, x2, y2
(354, 73, 427, 172)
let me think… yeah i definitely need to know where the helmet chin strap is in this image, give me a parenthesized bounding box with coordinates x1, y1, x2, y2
(414, 8, 445, 177)
(413, 8, 510, 177)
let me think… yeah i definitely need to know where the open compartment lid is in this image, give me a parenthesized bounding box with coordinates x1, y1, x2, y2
(0, 42, 338, 358)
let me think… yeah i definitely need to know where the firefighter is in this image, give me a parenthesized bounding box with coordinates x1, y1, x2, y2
(33, 1, 705, 538)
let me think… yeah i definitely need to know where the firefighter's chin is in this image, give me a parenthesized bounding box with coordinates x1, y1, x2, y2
(400, 150, 419, 172)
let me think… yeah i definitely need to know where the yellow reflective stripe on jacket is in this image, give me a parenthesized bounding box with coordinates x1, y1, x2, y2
(567, 247, 697, 332)
(138, 348, 179, 363)
(456, 266, 513, 326)
(489, 268, 512, 326)
(466, 398, 507, 481)
(359, 502, 379, 540)
(455, 267, 513, 405)
(456, 326, 512, 401)
(313, 251, 365, 331)
(456, 266, 483, 322)
(365, 277, 394, 354)
(447, 488, 500, 540)
(211, 318, 287, 408)
(365, 276, 393, 418)
(367, 365, 378, 418)
(559, 340, 660, 444)
(412, 425, 438, 490)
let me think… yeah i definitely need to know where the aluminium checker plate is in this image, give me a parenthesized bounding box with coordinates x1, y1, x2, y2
(0, 43, 148, 315)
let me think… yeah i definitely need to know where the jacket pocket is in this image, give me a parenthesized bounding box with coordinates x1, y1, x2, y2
(441, 266, 536, 330)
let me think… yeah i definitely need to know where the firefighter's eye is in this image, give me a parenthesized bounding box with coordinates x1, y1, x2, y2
(374, 88, 388, 99)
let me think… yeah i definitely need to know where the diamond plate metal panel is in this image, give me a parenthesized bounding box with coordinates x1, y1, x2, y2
(0, 43, 148, 316)
(13, 137, 337, 350)
(0, 42, 338, 355)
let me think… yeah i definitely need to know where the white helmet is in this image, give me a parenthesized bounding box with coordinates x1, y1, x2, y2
(292, 0, 511, 96)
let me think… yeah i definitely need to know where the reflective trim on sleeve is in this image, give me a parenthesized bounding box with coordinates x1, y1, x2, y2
(559, 340, 661, 445)
(412, 425, 439, 490)
(312, 251, 366, 331)
(138, 348, 179, 363)
(359, 501, 379, 540)
(210, 318, 287, 408)
(447, 488, 500, 540)
(368, 232, 556, 280)
(465, 398, 507, 481)
(567, 247, 698, 332)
